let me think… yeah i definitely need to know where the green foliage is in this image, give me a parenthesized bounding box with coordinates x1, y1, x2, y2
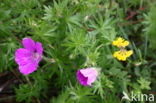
(64, 29, 90, 56)
(88, 14, 117, 43)
(0, 0, 156, 103)
(68, 86, 95, 103)
(43, 0, 82, 32)
(93, 74, 114, 99)
(137, 77, 151, 90)
(15, 84, 39, 103)
(143, 3, 156, 49)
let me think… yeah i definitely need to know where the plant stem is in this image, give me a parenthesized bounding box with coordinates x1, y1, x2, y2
(109, 0, 112, 9)
(140, 0, 143, 8)
(0, 95, 15, 102)
(25, 75, 32, 87)
(43, 56, 55, 63)
(25, 76, 41, 103)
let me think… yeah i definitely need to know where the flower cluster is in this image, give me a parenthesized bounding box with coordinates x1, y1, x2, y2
(15, 38, 98, 86)
(112, 37, 133, 61)
(14, 37, 133, 87)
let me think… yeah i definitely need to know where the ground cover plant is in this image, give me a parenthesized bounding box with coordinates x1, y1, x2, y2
(0, 0, 156, 103)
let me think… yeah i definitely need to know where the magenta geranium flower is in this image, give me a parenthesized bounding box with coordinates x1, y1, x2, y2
(76, 67, 98, 86)
(15, 38, 43, 75)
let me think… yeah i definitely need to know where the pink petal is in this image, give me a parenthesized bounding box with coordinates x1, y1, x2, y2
(80, 68, 98, 86)
(15, 48, 33, 66)
(87, 75, 97, 86)
(19, 63, 38, 75)
(80, 68, 98, 77)
(76, 70, 88, 86)
(22, 38, 35, 52)
(36, 42, 43, 55)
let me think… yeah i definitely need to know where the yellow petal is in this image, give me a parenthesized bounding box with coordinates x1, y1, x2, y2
(112, 37, 130, 48)
(126, 50, 133, 57)
(122, 41, 129, 47)
(113, 49, 133, 61)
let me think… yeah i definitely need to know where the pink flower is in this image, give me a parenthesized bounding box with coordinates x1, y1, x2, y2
(76, 68, 98, 86)
(15, 38, 43, 75)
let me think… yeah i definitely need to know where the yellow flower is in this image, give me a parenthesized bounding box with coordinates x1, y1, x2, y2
(112, 37, 133, 61)
(113, 50, 133, 61)
(112, 37, 129, 48)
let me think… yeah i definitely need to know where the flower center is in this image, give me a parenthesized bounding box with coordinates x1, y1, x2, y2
(32, 53, 41, 61)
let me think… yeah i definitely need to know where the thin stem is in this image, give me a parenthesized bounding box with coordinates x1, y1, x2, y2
(25, 75, 32, 87)
(43, 56, 55, 63)
(109, 0, 112, 9)
(11, 69, 24, 83)
(25, 76, 41, 103)
(123, 0, 127, 14)
(36, 98, 41, 103)
(140, 0, 143, 8)
(0, 95, 15, 102)
(144, 32, 148, 60)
